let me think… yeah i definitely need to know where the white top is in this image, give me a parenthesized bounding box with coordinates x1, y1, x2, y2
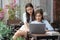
(31, 20, 54, 31)
(23, 12, 32, 23)
(23, 13, 27, 23)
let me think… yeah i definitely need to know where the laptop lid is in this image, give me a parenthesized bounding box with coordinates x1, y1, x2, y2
(29, 24, 46, 34)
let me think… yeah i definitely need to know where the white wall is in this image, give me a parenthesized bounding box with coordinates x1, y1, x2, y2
(31, 0, 40, 10)
(46, 0, 53, 23)
(51, 0, 53, 23)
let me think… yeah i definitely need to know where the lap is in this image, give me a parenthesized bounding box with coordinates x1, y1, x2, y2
(14, 25, 29, 37)
(15, 29, 27, 37)
(19, 25, 29, 32)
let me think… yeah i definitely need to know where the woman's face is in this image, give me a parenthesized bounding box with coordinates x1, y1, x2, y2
(35, 13, 42, 21)
(26, 7, 33, 15)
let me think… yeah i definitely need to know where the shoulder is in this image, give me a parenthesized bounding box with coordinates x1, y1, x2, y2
(30, 21, 42, 24)
(42, 20, 50, 25)
(42, 20, 49, 23)
(23, 12, 26, 16)
(23, 12, 26, 17)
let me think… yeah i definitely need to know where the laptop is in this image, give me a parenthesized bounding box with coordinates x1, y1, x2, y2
(29, 23, 46, 34)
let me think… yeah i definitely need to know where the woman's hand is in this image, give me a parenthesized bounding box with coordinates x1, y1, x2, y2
(45, 30, 49, 32)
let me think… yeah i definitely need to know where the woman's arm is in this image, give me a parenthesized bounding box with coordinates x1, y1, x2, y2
(43, 20, 54, 31)
(23, 13, 27, 23)
(23, 13, 29, 27)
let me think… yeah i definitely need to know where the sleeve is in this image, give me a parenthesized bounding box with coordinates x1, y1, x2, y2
(30, 21, 35, 24)
(43, 20, 54, 31)
(23, 13, 27, 23)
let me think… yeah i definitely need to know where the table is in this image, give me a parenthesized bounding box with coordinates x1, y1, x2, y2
(30, 34, 60, 40)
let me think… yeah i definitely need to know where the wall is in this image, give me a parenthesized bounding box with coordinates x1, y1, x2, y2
(53, 0, 60, 22)
(46, 0, 53, 23)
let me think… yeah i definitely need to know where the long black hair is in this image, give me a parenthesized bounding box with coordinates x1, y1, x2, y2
(25, 3, 35, 23)
(35, 9, 44, 21)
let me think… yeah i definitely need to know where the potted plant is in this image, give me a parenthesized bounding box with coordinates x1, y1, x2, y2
(0, 8, 12, 40)
(0, 21, 12, 40)
(5, 2, 17, 20)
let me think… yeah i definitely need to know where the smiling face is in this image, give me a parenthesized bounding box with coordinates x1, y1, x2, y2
(26, 7, 33, 15)
(35, 13, 42, 22)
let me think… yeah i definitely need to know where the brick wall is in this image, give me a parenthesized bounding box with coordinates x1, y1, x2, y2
(53, 0, 60, 22)
(53, 0, 60, 28)
(56, 0, 60, 21)
(53, 0, 56, 22)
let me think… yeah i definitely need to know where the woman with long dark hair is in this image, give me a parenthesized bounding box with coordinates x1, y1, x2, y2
(12, 3, 35, 40)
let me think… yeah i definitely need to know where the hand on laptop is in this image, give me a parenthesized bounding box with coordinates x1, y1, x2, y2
(45, 30, 49, 32)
